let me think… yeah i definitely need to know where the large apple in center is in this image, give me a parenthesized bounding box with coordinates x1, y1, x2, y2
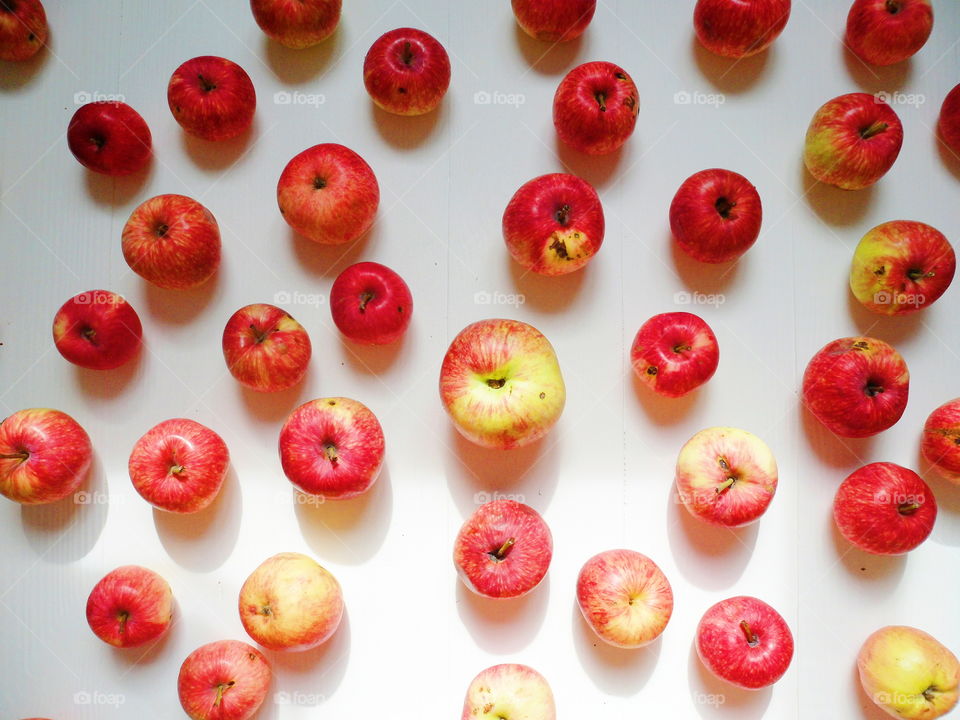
(694, 0, 791, 58)
(553, 61, 639, 155)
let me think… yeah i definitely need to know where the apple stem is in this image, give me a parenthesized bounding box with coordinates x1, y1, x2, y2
(859, 121, 889, 140)
(740, 620, 759, 646)
(897, 502, 920, 515)
(594, 91, 607, 112)
(358, 290, 375, 313)
(555, 204, 571, 226)
(492, 538, 515, 560)
(0, 452, 29, 461)
(214, 680, 236, 706)
(716, 477, 736, 494)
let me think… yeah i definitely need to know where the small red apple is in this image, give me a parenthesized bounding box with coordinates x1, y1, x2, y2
(168, 56, 256, 141)
(846, 0, 933, 66)
(553, 61, 639, 155)
(52, 290, 142, 370)
(631, 312, 720, 398)
(363, 27, 451, 116)
(178, 640, 271, 720)
(0, 0, 47, 61)
(67, 102, 152, 176)
(222, 303, 311, 392)
(86, 565, 173, 648)
(250, 0, 340, 49)
(329, 261, 413, 345)
(921, 398, 960, 483)
(938, 84, 960, 157)
(512, 0, 596, 42)
(694, 0, 791, 58)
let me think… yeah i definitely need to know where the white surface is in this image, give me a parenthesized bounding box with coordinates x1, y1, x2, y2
(2, 1, 960, 718)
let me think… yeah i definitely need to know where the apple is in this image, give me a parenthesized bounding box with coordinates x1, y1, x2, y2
(278, 397, 384, 500)
(440, 318, 565, 450)
(250, 0, 340, 49)
(676, 426, 778, 527)
(697, 595, 794, 689)
(221, 303, 311, 392)
(52, 290, 142, 370)
(576, 549, 674, 648)
(939, 84, 960, 157)
(846, 0, 933, 66)
(238, 552, 343, 651)
(167, 56, 256, 141)
(277, 143, 379, 245)
(363, 27, 450, 116)
(0, 408, 91, 505)
(461, 664, 555, 720)
(121, 194, 221, 290)
(0, 0, 46, 61)
(922, 399, 960, 483)
(802, 336, 909, 438)
(128, 418, 230, 514)
(454, 499, 552, 599)
(178, 639, 271, 720)
(834, 462, 936, 555)
(859, 626, 960, 719)
(501, 172, 605, 276)
(631, 312, 719, 398)
(694, 0, 791, 58)
(329, 261, 413, 345)
(803, 92, 903, 190)
(669, 168, 763, 263)
(512, 0, 596, 42)
(553, 61, 639, 155)
(849, 220, 956, 315)
(67, 101, 152, 176)
(85, 565, 172, 648)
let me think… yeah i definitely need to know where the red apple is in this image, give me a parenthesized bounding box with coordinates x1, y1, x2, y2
(696, 595, 794, 689)
(576, 549, 674, 648)
(168, 56, 256, 141)
(922, 398, 960, 483)
(694, 0, 791, 58)
(329, 261, 413, 345)
(802, 336, 909, 438)
(122, 194, 221, 290)
(250, 0, 340, 49)
(67, 102, 152, 176)
(0, 408, 91, 505)
(222, 303, 311, 392)
(804, 92, 903, 190)
(631, 312, 719, 398)
(453, 499, 552, 599)
(86, 565, 173, 648)
(669, 168, 763, 263)
(846, 0, 933, 66)
(363, 28, 450, 116)
(178, 639, 271, 720)
(512, 0, 596, 42)
(279, 397, 384, 500)
(553, 61, 639, 155)
(0, 0, 46, 61)
(52, 290, 142, 370)
(501, 173, 604, 276)
(938, 84, 960, 157)
(834, 462, 936, 555)
(128, 418, 229, 514)
(277, 143, 379, 244)
(462, 664, 555, 720)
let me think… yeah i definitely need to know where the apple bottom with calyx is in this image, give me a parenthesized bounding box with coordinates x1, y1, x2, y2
(631, 312, 719, 398)
(922, 398, 960, 483)
(250, 0, 341, 49)
(330, 261, 413, 345)
(461, 664, 555, 720)
(178, 639, 271, 720)
(86, 565, 172, 648)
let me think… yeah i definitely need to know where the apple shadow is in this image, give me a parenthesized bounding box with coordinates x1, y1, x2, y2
(266, 606, 351, 704)
(239, 378, 310, 424)
(73, 350, 144, 400)
(290, 225, 375, 278)
(293, 466, 393, 564)
(508, 254, 586, 312)
(845, 291, 923, 345)
(841, 45, 912, 94)
(0, 34, 51, 91)
(630, 371, 701, 425)
(512, 23, 583, 75)
(690, 34, 771, 94)
(829, 511, 906, 590)
(370, 101, 443, 150)
(800, 160, 875, 228)
(572, 600, 662, 696)
(340, 330, 408, 375)
(854, 662, 903, 720)
(799, 402, 875, 469)
(936, 134, 960, 182)
(154, 466, 242, 572)
(263, 30, 341, 85)
(670, 235, 742, 295)
(144, 271, 221, 325)
(916, 445, 960, 548)
(180, 121, 257, 172)
(84, 162, 153, 208)
(687, 640, 773, 719)
(555, 135, 627, 189)
(455, 577, 549, 654)
(109, 598, 180, 668)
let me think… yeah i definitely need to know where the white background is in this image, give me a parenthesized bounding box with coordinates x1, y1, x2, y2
(1, 1, 959, 718)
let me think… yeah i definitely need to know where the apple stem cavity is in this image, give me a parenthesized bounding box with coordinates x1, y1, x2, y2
(859, 121, 889, 140)
(491, 538, 515, 560)
(214, 680, 236, 706)
(739, 620, 760, 647)
(594, 91, 607, 112)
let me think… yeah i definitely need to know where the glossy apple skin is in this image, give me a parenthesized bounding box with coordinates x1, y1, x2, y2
(178, 639, 271, 720)
(670, 168, 762, 263)
(676, 427, 778, 527)
(939, 85, 960, 156)
(221, 303, 311, 392)
(631, 312, 719, 398)
(52, 290, 142, 370)
(250, 0, 340, 49)
(239, 552, 343, 652)
(122, 194, 221, 290)
(67, 102, 152, 176)
(846, 0, 933, 66)
(440, 319, 566, 450)
(512, 0, 596, 42)
(329, 261, 413, 345)
(850, 221, 956, 315)
(363, 28, 450, 116)
(454, 499, 552, 599)
(553, 61, 639, 155)
(858, 626, 960, 720)
(802, 336, 909, 438)
(502, 173, 604, 276)
(0, 408, 91, 505)
(277, 143, 379, 245)
(804, 93, 903, 190)
(168, 56, 256, 141)
(462, 664, 556, 720)
(576, 549, 673, 648)
(0, 0, 47, 61)
(86, 565, 172, 648)
(279, 397, 384, 499)
(922, 399, 960, 482)
(694, 0, 791, 58)
(128, 418, 229, 513)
